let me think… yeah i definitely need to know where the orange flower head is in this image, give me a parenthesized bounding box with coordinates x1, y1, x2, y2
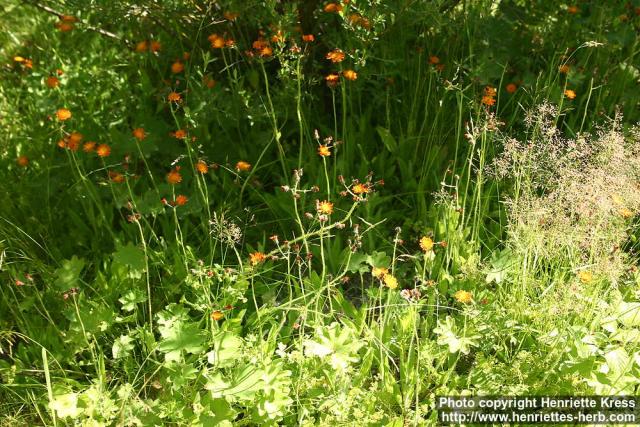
(252, 39, 269, 50)
(132, 128, 146, 141)
(211, 310, 225, 321)
(56, 108, 72, 121)
(167, 92, 182, 102)
(68, 132, 83, 144)
(166, 168, 182, 185)
(481, 95, 496, 106)
(259, 46, 273, 57)
(318, 145, 331, 157)
(429, 55, 440, 65)
(171, 61, 184, 74)
(324, 3, 343, 12)
(208, 34, 225, 48)
(46, 76, 60, 88)
(173, 129, 187, 139)
(619, 207, 634, 219)
(56, 22, 74, 32)
(66, 138, 80, 152)
(326, 49, 345, 63)
(317, 200, 334, 215)
(235, 161, 251, 172)
(567, 5, 579, 14)
(484, 86, 497, 97)
(302, 34, 315, 42)
(96, 144, 111, 157)
(61, 15, 77, 23)
(196, 160, 209, 174)
(352, 183, 369, 194)
(325, 73, 340, 87)
(135, 40, 148, 52)
(175, 195, 188, 206)
(83, 141, 96, 152)
(150, 40, 161, 52)
(505, 83, 518, 94)
(57, 140, 67, 149)
(109, 171, 125, 183)
(564, 89, 576, 100)
(419, 236, 434, 252)
(225, 38, 235, 47)
(17, 155, 29, 167)
(559, 64, 570, 74)
(249, 251, 267, 266)
(342, 69, 358, 81)
(203, 75, 217, 88)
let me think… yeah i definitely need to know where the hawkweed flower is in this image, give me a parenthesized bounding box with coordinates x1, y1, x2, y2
(302, 34, 315, 42)
(46, 76, 59, 88)
(196, 160, 209, 174)
(567, 5, 579, 14)
(419, 236, 434, 252)
(96, 144, 111, 157)
(454, 290, 472, 303)
(564, 89, 576, 99)
(135, 40, 148, 52)
(429, 55, 440, 65)
(56, 108, 72, 121)
(235, 161, 251, 172)
(324, 3, 343, 13)
(352, 183, 370, 195)
(16, 155, 29, 167)
(578, 270, 593, 284)
(249, 251, 266, 266)
(171, 61, 184, 74)
(132, 128, 146, 141)
(484, 86, 497, 97)
(325, 73, 340, 87)
(83, 141, 96, 152)
(174, 195, 188, 206)
(372, 266, 388, 278)
(211, 310, 224, 321)
(224, 11, 239, 21)
(481, 95, 496, 106)
(559, 64, 570, 74)
(318, 145, 331, 157)
(172, 129, 187, 139)
(167, 92, 182, 103)
(317, 200, 334, 215)
(166, 167, 182, 184)
(506, 83, 518, 94)
(342, 69, 358, 81)
(109, 171, 125, 183)
(150, 40, 161, 52)
(619, 207, 634, 218)
(326, 49, 345, 63)
(383, 274, 398, 289)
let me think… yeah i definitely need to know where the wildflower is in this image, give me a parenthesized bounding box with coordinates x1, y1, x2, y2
(325, 73, 340, 87)
(46, 76, 59, 88)
(352, 183, 369, 194)
(249, 251, 266, 266)
(435, 63, 445, 72)
(196, 160, 209, 174)
(55, 21, 74, 32)
(326, 49, 345, 63)
(211, 310, 224, 321)
(150, 40, 161, 52)
(167, 92, 182, 102)
(302, 34, 315, 42)
(567, 5, 579, 14)
(372, 266, 388, 278)
(252, 39, 269, 50)
(578, 270, 592, 284)
(317, 200, 334, 215)
(166, 168, 182, 184)
(203, 75, 216, 88)
(259, 46, 273, 57)
(419, 236, 434, 252)
(342, 69, 358, 81)
(454, 290, 472, 303)
(224, 11, 239, 21)
(68, 132, 83, 144)
(172, 129, 187, 139)
(16, 155, 29, 167)
(429, 55, 440, 65)
(619, 207, 634, 218)
(171, 61, 184, 74)
(484, 86, 497, 97)
(61, 15, 77, 22)
(96, 144, 111, 157)
(481, 95, 496, 106)
(318, 145, 331, 157)
(109, 171, 125, 183)
(505, 83, 518, 94)
(324, 3, 343, 13)
(235, 161, 251, 172)
(271, 30, 285, 44)
(132, 128, 146, 141)
(83, 141, 96, 152)
(383, 274, 398, 289)
(174, 195, 188, 206)
(56, 108, 72, 121)
(135, 40, 148, 52)
(57, 139, 67, 149)
(66, 138, 80, 152)
(564, 89, 576, 99)
(559, 64, 570, 74)
(13, 56, 25, 63)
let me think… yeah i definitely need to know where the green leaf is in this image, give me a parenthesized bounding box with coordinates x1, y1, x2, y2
(113, 243, 146, 272)
(118, 289, 147, 312)
(616, 302, 640, 328)
(376, 126, 398, 153)
(156, 304, 207, 362)
(112, 334, 135, 359)
(53, 256, 85, 292)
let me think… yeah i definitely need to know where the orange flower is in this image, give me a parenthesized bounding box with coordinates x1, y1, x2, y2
(61, 15, 77, 22)
(171, 61, 184, 74)
(211, 310, 225, 321)
(564, 89, 576, 100)
(352, 183, 369, 194)
(419, 236, 434, 252)
(56, 108, 72, 121)
(302, 34, 315, 42)
(481, 95, 496, 106)
(174, 194, 188, 206)
(46, 76, 59, 88)
(203, 75, 217, 88)
(429, 55, 440, 65)
(252, 39, 269, 50)
(505, 83, 517, 94)
(150, 40, 161, 52)
(484, 86, 497, 97)
(167, 92, 182, 102)
(109, 171, 125, 183)
(225, 38, 235, 47)
(619, 207, 634, 219)
(259, 46, 273, 57)
(57, 140, 67, 149)
(325, 73, 340, 87)
(68, 132, 83, 144)
(209, 34, 226, 49)
(83, 141, 96, 152)
(172, 129, 187, 139)
(96, 144, 111, 157)
(318, 145, 331, 157)
(271, 30, 285, 44)
(135, 40, 148, 52)
(235, 161, 251, 172)
(16, 155, 29, 167)
(224, 11, 239, 21)
(567, 5, 579, 14)
(559, 64, 570, 74)
(326, 49, 345, 63)
(67, 138, 80, 152)
(324, 3, 343, 12)
(132, 128, 146, 141)
(317, 200, 334, 215)
(196, 160, 209, 174)
(435, 63, 445, 72)
(249, 251, 266, 266)
(166, 168, 182, 184)
(55, 22, 74, 32)
(342, 69, 358, 81)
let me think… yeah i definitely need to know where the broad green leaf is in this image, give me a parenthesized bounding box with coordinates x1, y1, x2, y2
(53, 256, 85, 292)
